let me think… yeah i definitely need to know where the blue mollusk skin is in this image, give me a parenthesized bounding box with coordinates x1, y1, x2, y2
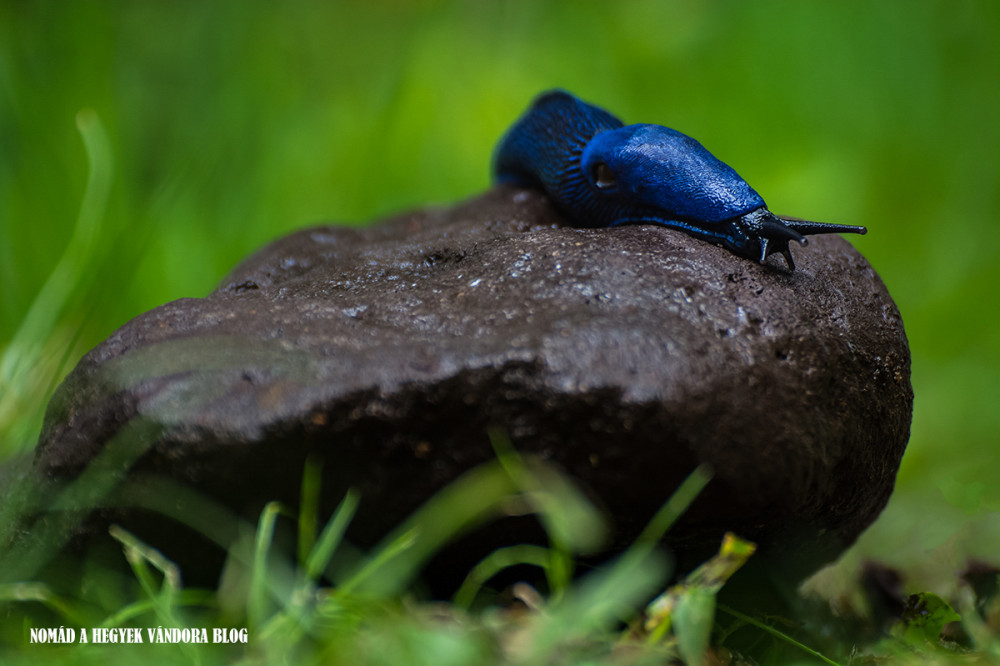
(580, 124, 765, 225)
(493, 90, 866, 270)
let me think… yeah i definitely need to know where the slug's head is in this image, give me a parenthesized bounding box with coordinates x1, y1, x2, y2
(579, 124, 766, 225)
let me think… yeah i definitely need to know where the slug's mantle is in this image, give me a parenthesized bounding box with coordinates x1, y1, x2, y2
(34, 187, 912, 590)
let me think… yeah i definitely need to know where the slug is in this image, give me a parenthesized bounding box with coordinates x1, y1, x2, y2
(493, 90, 866, 270)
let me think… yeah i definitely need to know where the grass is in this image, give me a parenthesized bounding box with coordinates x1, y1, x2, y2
(3, 433, 999, 665)
(2, 1, 1000, 663)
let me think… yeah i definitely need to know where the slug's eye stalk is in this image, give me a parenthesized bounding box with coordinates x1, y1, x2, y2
(592, 162, 617, 190)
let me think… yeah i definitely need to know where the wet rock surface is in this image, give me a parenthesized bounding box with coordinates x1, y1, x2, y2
(34, 186, 913, 589)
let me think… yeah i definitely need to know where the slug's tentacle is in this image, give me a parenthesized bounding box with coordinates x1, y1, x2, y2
(492, 90, 867, 270)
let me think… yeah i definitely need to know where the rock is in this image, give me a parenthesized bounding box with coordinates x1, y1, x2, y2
(33, 186, 912, 591)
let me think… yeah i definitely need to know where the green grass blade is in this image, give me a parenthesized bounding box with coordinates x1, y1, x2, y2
(633, 464, 713, 551)
(337, 528, 420, 597)
(249, 501, 290, 628)
(112, 477, 248, 559)
(99, 589, 215, 628)
(488, 427, 608, 556)
(297, 456, 322, 569)
(718, 603, 842, 666)
(673, 585, 715, 666)
(108, 524, 182, 618)
(533, 547, 670, 657)
(0, 418, 162, 583)
(528, 464, 714, 658)
(305, 488, 359, 584)
(487, 427, 607, 598)
(339, 461, 519, 598)
(0, 582, 90, 627)
(452, 544, 553, 609)
(0, 109, 112, 452)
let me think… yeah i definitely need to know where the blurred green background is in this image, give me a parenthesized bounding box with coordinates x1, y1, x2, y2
(1, 1, 998, 592)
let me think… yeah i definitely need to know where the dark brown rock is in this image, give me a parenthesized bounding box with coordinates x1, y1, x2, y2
(33, 186, 912, 590)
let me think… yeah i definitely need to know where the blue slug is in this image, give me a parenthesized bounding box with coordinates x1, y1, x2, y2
(493, 90, 866, 270)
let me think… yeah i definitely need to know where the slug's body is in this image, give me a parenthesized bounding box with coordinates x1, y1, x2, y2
(493, 91, 866, 270)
